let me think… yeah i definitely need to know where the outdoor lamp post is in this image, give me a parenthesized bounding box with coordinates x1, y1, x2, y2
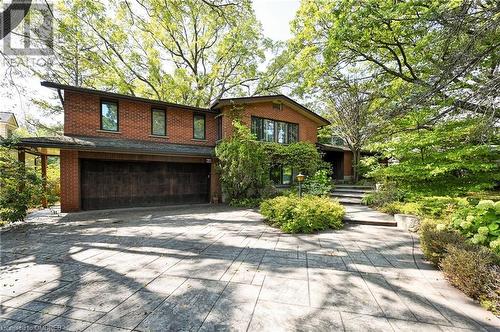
(296, 173, 305, 198)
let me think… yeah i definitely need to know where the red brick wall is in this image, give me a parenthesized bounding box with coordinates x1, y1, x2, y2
(220, 102, 320, 143)
(64, 91, 217, 145)
(60, 92, 322, 211)
(60, 150, 80, 212)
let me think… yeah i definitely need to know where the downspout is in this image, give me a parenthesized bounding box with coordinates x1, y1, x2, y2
(57, 88, 64, 106)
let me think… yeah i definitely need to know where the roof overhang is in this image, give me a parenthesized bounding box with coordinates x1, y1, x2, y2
(41, 81, 218, 114)
(15, 135, 215, 157)
(317, 143, 351, 152)
(211, 95, 330, 126)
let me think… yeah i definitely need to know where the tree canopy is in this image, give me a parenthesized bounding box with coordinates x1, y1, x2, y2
(286, 0, 499, 194)
(2, 0, 278, 111)
(290, 0, 499, 121)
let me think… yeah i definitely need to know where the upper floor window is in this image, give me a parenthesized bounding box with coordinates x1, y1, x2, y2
(100, 100, 118, 131)
(193, 113, 206, 140)
(151, 108, 166, 136)
(251, 116, 298, 144)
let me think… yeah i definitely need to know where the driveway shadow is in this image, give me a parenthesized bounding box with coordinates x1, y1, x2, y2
(0, 205, 498, 331)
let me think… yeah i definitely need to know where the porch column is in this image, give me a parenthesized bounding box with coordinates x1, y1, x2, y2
(210, 159, 221, 204)
(41, 154, 48, 208)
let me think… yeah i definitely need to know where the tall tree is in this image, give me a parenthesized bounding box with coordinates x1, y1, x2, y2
(288, 0, 499, 192)
(123, 0, 266, 106)
(1, 0, 271, 134)
(290, 0, 499, 121)
(326, 82, 377, 182)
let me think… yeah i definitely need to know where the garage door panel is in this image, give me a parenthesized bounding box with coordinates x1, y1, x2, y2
(81, 159, 210, 210)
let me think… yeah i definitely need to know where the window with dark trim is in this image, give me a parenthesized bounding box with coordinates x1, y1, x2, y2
(193, 113, 206, 140)
(251, 116, 299, 144)
(151, 108, 166, 136)
(216, 116, 223, 141)
(270, 165, 294, 185)
(100, 100, 118, 131)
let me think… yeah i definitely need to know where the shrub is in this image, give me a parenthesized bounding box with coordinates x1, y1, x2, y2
(215, 121, 271, 202)
(264, 142, 324, 177)
(451, 200, 500, 253)
(417, 196, 470, 219)
(358, 156, 380, 179)
(440, 244, 499, 314)
(379, 201, 422, 216)
(372, 194, 470, 219)
(465, 191, 500, 206)
(302, 169, 332, 196)
(0, 145, 44, 223)
(46, 160, 60, 205)
(419, 220, 466, 265)
(228, 198, 263, 208)
(361, 182, 405, 207)
(260, 195, 344, 233)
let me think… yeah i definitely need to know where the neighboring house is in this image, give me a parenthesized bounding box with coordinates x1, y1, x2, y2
(0, 112, 18, 139)
(18, 82, 329, 212)
(0, 112, 39, 170)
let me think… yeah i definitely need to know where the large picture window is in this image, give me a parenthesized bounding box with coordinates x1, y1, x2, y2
(151, 108, 166, 136)
(251, 116, 299, 144)
(100, 100, 118, 131)
(263, 119, 275, 142)
(193, 113, 206, 140)
(277, 121, 287, 144)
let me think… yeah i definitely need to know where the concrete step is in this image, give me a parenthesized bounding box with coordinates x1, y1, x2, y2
(344, 218, 397, 227)
(342, 204, 397, 227)
(331, 192, 365, 198)
(335, 184, 374, 190)
(333, 188, 374, 194)
(332, 197, 363, 204)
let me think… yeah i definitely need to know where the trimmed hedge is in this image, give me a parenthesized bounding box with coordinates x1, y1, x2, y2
(260, 195, 344, 233)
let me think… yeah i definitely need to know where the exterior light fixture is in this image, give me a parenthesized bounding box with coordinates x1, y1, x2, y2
(296, 173, 305, 198)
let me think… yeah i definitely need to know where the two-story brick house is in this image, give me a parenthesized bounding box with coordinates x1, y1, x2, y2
(17, 81, 331, 212)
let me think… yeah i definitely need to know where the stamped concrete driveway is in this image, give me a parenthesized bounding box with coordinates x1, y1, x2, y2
(1, 205, 499, 332)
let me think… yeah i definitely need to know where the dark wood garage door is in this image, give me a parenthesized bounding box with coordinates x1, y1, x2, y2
(80, 159, 210, 210)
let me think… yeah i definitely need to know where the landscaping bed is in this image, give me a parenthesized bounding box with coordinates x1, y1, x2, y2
(363, 184, 500, 315)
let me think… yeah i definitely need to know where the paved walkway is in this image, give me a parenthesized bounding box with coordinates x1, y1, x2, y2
(1, 206, 499, 331)
(343, 204, 397, 226)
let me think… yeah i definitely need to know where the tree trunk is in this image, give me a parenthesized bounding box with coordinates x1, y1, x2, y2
(352, 148, 361, 183)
